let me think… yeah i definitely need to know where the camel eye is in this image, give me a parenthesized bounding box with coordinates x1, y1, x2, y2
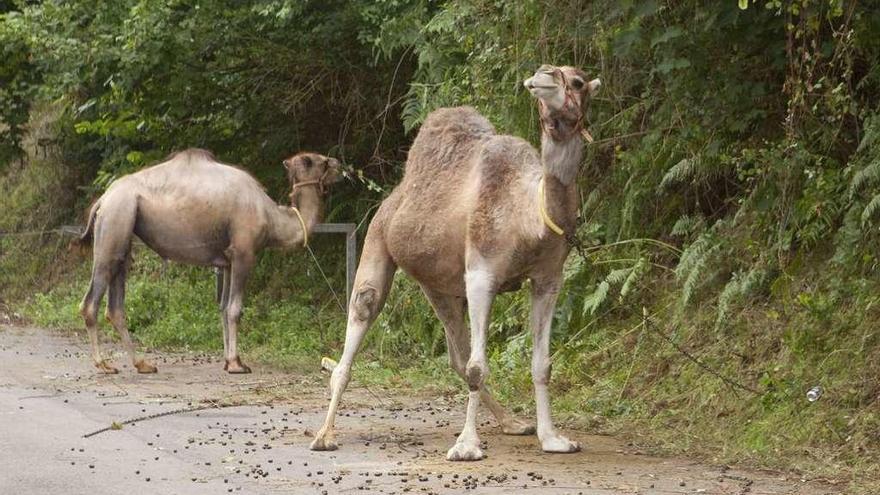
(571, 78, 584, 90)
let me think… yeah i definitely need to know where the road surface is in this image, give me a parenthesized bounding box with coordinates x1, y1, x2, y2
(0, 324, 843, 494)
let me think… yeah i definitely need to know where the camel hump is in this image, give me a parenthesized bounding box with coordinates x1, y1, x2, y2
(419, 106, 495, 137)
(167, 148, 217, 162)
(404, 106, 496, 178)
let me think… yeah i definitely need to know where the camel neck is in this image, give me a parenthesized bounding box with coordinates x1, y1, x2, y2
(537, 132, 581, 236)
(269, 187, 323, 249)
(540, 131, 582, 186)
(292, 187, 323, 231)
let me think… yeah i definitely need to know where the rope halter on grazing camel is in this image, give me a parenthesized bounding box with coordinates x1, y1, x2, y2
(536, 68, 594, 237)
(289, 167, 333, 248)
(537, 68, 595, 144)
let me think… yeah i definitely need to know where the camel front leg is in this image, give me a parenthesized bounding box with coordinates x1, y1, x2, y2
(224, 255, 254, 374)
(311, 230, 396, 451)
(447, 265, 496, 462)
(530, 275, 580, 453)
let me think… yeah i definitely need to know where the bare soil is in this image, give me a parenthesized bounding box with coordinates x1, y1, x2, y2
(0, 324, 845, 494)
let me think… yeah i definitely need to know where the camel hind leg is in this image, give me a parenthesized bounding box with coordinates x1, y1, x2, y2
(217, 267, 231, 370)
(105, 254, 157, 373)
(421, 287, 535, 436)
(80, 194, 137, 374)
(311, 225, 397, 451)
(80, 266, 117, 373)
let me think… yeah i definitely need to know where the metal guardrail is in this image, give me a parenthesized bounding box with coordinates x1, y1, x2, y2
(51, 224, 358, 312)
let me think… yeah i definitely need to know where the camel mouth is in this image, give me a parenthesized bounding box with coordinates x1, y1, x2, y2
(524, 72, 559, 97)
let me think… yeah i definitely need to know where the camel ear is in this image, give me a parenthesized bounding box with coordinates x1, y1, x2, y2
(587, 78, 601, 96)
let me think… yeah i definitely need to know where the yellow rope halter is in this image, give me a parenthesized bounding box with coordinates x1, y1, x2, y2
(290, 206, 309, 248)
(538, 176, 565, 236)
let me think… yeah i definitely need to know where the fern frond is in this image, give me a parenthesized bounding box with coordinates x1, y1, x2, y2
(680, 243, 720, 308)
(671, 214, 705, 237)
(401, 84, 430, 133)
(605, 266, 632, 286)
(675, 231, 715, 281)
(849, 158, 880, 197)
(861, 193, 880, 228)
(582, 281, 610, 316)
(659, 158, 696, 190)
(619, 257, 648, 303)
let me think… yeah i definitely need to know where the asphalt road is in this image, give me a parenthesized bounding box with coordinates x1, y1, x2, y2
(0, 324, 843, 494)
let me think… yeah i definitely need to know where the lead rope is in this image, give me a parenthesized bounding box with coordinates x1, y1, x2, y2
(305, 244, 347, 313)
(289, 173, 346, 313)
(290, 206, 309, 248)
(538, 177, 565, 236)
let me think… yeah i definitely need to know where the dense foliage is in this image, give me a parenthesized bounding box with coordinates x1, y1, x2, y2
(3, 0, 880, 488)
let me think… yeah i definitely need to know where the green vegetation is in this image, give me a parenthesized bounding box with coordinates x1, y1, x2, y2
(3, 0, 880, 490)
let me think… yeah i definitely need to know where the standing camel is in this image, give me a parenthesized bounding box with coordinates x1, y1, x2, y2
(311, 65, 600, 460)
(77, 148, 341, 374)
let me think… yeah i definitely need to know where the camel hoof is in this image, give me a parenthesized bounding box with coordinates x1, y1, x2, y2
(225, 358, 251, 374)
(540, 434, 581, 453)
(500, 417, 536, 436)
(94, 361, 119, 374)
(446, 441, 484, 462)
(309, 433, 339, 451)
(134, 360, 158, 374)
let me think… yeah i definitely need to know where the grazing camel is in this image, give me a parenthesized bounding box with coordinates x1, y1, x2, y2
(311, 65, 600, 460)
(78, 148, 341, 374)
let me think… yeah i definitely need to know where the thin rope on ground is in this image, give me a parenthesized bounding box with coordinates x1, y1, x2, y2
(642, 307, 762, 396)
(83, 401, 243, 438)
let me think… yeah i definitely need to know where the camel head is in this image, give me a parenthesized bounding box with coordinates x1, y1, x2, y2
(283, 152, 342, 203)
(524, 65, 600, 140)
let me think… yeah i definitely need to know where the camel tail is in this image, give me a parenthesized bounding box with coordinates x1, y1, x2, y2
(70, 200, 100, 252)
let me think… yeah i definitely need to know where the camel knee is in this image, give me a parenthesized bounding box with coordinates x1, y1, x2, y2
(350, 285, 379, 322)
(465, 360, 487, 391)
